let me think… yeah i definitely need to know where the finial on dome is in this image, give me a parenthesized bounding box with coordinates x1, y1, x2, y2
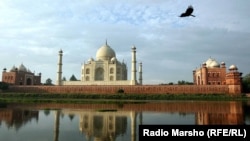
(105, 39, 108, 45)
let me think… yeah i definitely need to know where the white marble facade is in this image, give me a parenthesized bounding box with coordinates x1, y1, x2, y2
(58, 41, 142, 85)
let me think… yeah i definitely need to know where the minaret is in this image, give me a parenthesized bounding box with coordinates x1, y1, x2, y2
(57, 49, 63, 86)
(138, 62, 142, 85)
(131, 45, 137, 85)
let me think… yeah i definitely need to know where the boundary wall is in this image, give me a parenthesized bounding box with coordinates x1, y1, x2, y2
(6, 84, 242, 95)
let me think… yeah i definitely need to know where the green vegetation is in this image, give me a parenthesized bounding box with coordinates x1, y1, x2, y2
(0, 82, 9, 90)
(242, 73, 250, 93)
(70, 74, 78, 81)
(117, 88, 125, 93)
(44, 78, 53, 85)
(0, 92, 248, 104)
(177, 80, 194, 85)
(159, 80, 193, 85)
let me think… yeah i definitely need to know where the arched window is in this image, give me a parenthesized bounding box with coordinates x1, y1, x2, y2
(95, 67, 104, 81)
(86, 68, 90, 74)
(197, 76, 200, 85)
(117, 68, 120, 74)
(110, 76, 114, 81)
(110, 68, 114, 74)
(85, 76, 89, 81)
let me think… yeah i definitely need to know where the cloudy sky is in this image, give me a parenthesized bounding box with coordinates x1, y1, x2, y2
(0, 0, 249, 84)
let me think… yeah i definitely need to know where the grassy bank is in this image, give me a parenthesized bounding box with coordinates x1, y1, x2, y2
(0, 92, 249, 103)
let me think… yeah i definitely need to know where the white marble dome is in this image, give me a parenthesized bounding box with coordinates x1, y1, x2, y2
(205, 58, 220, 68)
(96, 41, 116, 60)
(229, 64, 238, 70)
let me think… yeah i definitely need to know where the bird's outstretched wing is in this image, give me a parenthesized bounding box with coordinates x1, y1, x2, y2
(185, 5, 194, 15)
(179, 5, 195, 17)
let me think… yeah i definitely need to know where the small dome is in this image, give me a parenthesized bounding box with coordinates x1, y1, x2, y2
(87, 57, 94, 63)
(221, 62, 225, 65)
(10, 65, 17, 72)
(18, 64, 27, 72)
(111, 57, 117, 63)
(96, 41, 116, 60)
(205, 58, 220, 68)
(229, 64, 238, 70)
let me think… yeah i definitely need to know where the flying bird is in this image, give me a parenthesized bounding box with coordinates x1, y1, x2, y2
(179, 5, 195, 17)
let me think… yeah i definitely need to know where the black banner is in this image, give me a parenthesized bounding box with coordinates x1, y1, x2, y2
(139, 125, 250, 141)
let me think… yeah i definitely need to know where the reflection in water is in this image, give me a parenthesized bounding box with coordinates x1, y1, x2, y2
(0, 109, 38, 131)
(78, 111, 129, 141)
(54, 110, 60, 141)
(0, 101, 249, 141)
(196, 101, 244, 125)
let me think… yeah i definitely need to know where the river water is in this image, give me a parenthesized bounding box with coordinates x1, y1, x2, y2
(0, 100, 249, 141)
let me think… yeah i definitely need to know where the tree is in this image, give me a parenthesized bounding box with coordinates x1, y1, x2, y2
(62, 76, 66, 81)
(0, 82, 9, 90)
(242, 73, 250, 93)
(44, 78, 53, 85)
(177, 80, 193, 85)
(168, 82, 174, 85)
(70, 74, 77, 81)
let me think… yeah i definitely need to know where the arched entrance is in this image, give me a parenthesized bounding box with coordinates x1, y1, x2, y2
(95, 67, 104, 81)
(26, 78, 32, 85)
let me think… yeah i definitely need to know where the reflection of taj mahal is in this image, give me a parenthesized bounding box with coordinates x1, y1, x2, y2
(57, 41, 143, 86)
(60, 110, 139, 141)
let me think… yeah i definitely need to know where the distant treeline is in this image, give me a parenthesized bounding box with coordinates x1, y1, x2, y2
(159, 80, 193, 85)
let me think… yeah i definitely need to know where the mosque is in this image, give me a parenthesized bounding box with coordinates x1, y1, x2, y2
(1, 64, 42, 85)
(57, 41, 143, 86)
(193, 57, 242, 86)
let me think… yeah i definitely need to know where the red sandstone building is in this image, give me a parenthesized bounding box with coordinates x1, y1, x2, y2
(2, 63, 41, 85)
(193, 58, 242, 86)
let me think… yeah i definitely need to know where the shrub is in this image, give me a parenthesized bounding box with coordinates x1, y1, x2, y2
(117, 89, 125, 94)
(0, 82, 9, 90)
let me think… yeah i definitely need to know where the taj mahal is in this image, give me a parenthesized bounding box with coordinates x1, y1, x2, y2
(57, 41, 143, 86)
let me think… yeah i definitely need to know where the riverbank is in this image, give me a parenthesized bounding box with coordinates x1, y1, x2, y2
(0, 92, 249, 104)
